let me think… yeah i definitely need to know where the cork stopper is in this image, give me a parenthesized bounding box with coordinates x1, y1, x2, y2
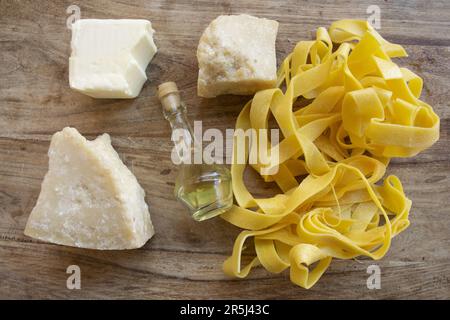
(158, 82, 179, 99)
(158, 82, 182, 117)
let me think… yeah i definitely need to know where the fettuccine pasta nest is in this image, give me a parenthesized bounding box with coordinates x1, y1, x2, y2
(221, 20, 440, 289)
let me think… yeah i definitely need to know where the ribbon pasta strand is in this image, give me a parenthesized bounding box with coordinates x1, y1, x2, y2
(221, 20, 439, 289)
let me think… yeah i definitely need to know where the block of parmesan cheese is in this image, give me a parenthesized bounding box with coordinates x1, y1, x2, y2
(24, 127, 154, 250)
(69, 19, 157, 99)
(197, 14, 279, 98)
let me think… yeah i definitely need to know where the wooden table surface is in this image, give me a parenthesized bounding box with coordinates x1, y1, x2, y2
(1, 0, 449, 299)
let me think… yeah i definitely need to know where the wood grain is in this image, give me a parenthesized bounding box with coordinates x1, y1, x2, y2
(0, 0, 449, 299)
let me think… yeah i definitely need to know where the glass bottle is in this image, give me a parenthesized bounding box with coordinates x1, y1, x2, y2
(157, 82, 233, 221)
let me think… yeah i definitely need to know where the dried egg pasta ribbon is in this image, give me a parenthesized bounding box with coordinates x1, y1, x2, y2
(221, 20, 438, 289)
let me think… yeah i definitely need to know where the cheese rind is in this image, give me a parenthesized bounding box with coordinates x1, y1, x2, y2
(69, 19, 157, 99)
(197, 14, 279, 98)
(24, 127, 155, 250)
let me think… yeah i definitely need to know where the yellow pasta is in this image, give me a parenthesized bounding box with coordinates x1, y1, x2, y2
(221, 20, 439, 288)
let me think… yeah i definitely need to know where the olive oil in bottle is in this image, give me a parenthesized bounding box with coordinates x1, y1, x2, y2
(157, 82, 233, 221)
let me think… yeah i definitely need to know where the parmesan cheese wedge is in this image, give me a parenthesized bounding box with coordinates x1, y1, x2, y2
(24, 127, 154, 250)
(197, 14, 279, 97)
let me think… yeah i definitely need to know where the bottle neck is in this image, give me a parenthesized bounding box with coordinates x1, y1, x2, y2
(165, 105, 199, 164)
(159, 88, 200, 164)
(166, 106, 190, 127)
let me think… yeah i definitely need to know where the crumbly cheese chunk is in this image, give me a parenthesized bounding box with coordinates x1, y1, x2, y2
(24, 127, 154, 250)
(197, 14, 278, 98)
(69, 19, 157, 99)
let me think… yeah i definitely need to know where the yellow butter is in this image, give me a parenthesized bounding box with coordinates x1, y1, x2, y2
(222, 20, 439, 288)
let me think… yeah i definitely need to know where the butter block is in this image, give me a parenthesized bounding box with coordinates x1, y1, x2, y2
(69, 19, 157, 98)
(24, 127, 154, 250)
(197, 14, 279, 98)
